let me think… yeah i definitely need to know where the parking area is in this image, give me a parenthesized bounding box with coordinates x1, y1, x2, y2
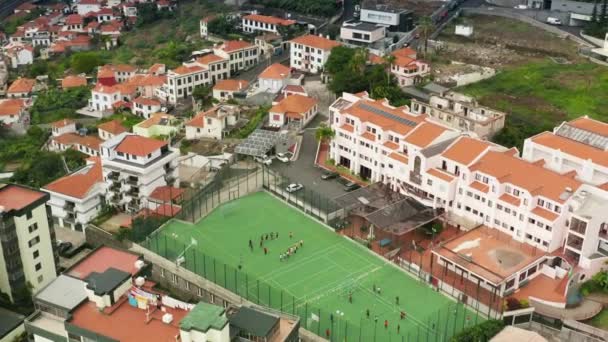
(269, 114, 346, 200)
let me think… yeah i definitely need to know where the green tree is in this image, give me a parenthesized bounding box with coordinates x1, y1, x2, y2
(207, 15, 240, 37)
(417, 16, 435, 55)
(451, 320, 505, 342)
(11, 152, 66, 188)
(70, 52, 104, 74)
(324, 46, 356, 75)
(315, 124, 335, 142)
(192, 85, 213, 109)
(383, 54, 396, 85)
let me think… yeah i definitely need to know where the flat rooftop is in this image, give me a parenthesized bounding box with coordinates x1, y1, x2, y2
(343, 21, 383, 32)
(0, 184, 46, 211)
(0, 307, 24, 339)
(34, 274, 87, 311)
(435, 226, 545, 285)
(67, 246, 141, 280)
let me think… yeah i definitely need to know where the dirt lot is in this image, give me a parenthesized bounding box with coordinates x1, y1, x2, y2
(364, 0, 445, 17)
(434, 14, 580, 70)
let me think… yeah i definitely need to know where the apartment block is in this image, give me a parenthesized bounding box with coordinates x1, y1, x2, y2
(289, 35, 341, 74)
(241, 14, 296, 35)
(100, 133, 179, 213)
(410, 90, 505, 139)
(195, 53, 229, 84)
(340, 21, 386, 46)
(0, 185, 56, 302)
(213, 40, 259, 76)
(157, 64, 210, 105)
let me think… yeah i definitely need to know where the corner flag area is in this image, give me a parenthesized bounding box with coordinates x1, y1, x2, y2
(144, 191, 482, 341)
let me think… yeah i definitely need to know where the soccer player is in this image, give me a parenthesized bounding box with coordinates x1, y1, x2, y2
(366, 309, 370, 318)
(289, 231, 293, 239)
(400, 311, 406, 320)
(395, 296, 399, 305)
(349, 292, 352, 303)
(264, 247, 268, 255)
(384, 320, 388, 329)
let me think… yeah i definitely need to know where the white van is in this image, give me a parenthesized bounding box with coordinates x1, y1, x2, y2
(546, 17, 562, 25)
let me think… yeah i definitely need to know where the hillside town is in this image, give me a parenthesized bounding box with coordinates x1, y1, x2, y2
(1, 0, 608, 341)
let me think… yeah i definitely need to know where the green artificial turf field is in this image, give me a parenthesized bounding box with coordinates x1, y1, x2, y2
(145, 191, 482, 341)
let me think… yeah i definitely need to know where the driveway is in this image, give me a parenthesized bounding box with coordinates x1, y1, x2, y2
(270, 114, 346, 200)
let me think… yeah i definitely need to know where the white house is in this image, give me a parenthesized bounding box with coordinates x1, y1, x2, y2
(289, 34, 341, 74)
(132, 96, 162, 118)
(42, 158, 103, 232)
(258, 63, 291, 93)
(388, 47, 430, 87)
(340, 20, 387, 46)
(7, 78, 36, 98)
(89, 84, 121, 112)
(199, 15, 215, 38)
(97, 119, 127, 140)
(0, 99, 28, 126)
(5, 45, 34, 68)
(51, 119, 77, 137)
(186, 104, 240, 140)
(241, 14, 296, 35)
(157, 64, 210, 105)
(194, 54, 229, 84)
(269, 94, 318, 129)
(213, 40, 259, 76)
(212, 79, 249, 102)
(100, 133, 180, 212)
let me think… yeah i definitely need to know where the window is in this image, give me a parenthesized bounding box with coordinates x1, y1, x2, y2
(28, 236, 40, 248)
(37, 275, 44, 284)
(35, 262, 42, 271)
(171, 274, 178, 283)
(26, 211, 33, 219)
(160, 269, 165, 278)
(427, 179, 433, 186)
(538, 199, 545, 206)
(33, 250, 39, 259)
(28, 223, 38, 233)
(198, 287, 204, 297)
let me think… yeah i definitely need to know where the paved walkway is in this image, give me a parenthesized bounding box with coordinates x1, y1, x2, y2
(530, 298, 603, 321)
(586, 292, 608, 305)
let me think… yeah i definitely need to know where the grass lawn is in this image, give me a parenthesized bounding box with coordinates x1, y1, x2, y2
(459, 61, 608, 149)
(145, 192, 482, 341)
(588, 309, 608, 330)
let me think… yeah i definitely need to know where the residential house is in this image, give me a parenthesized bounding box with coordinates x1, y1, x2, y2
(61, 75, 87, 89)
(213, 40, 259, 76)
(50, 119, 77, 137)
(63, 14, 84, 32)
(0, 99, 29, 127)
(359, 5, 414, 32)
(269, 94, 318, 129)
(340, 20, 387, 49)
(42, 157, 103, 231)
(0, 184, 56, 302)
(289, 34, 341, 74)
(241, 14, 296, 35)
(409, 90, 505, 139)
(388, 47, 430, 87)
(125, 74, 166, 98)
(97, 119, 127, 140)
(89, 83, 136, 113)
(99, 64, 138, 83)
(255, 33, 284, 56)
(148, 63, 166, 76)
(212, 79, 249, 101)
(7, 78, 36, 98)
(195, 54, 229, 84)
(100, 133, 179, 212)
(5, 45, 34, 68)
(199, 15, 216, 38)
(132, 113, 179, 138)
(258, 63, 291, 93)
(186, 104, 241, 140)
(132, 97, 162, 118)
(157, 64, 210, 104)
(50, 133, 103, 156)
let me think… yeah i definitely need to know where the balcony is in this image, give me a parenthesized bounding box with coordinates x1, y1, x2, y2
(63, 202, 76, 212)
(64, 214, 77, 224)
(566, 235, 584, 251)
(128, 187, 139, 197)
(569, 217, 587, 236)
(126, 177, 139, 186)
(409, 171, 422, 185)
(110, 182, 121, 192)
(108, 172, 120, 181)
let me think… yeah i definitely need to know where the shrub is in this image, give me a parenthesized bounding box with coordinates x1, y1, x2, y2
(519, 298, 530, 308)
(451, 319, 505, 342)
(505, 297, 521, 311)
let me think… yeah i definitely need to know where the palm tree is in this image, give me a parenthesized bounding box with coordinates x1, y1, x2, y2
(382, 54, 396, 85)
(417, 16, 435, 56)
(315, 124, 335, 142)
(348, 48, 368, 74)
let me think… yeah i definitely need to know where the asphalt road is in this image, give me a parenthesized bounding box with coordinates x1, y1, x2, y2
(270, 114, 346, 200)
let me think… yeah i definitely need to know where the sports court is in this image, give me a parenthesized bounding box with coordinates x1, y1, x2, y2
(145, 191, 482, 341)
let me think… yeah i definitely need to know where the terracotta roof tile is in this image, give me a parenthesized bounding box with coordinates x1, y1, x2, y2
(148, 186, 185, 202)
(388, 152, 408, 164)
(7, 78, 35, 94)
(0, 99, 26, 116)
(290, 34, 341, 51)
(342, 97, 423, 135)
(339, 123, 354, 133)
(52, 118, 75, 128)
(213, 79, 248, 92)
(243, 14, 296, 26)
(172, 65, 205, 75)
(259, 63, 291, 80)
(383, 141, 399, 150)
(531, 206, 559, 222)
(98, 119, 127, 135)
(195, 54, 226, 65)
(220, 40, 255, 52)
(132, 96, 160, 106)
(136, 113, 174, 129)
(499, 193, 521, 207)
(469, 180, 489, 193)
(427, 168, 455, 182)
(567, 117, 608, 137)
(270, 94, 317, 116)
(404, 122, 447, 148)
(115, 135, 167, 156)
(0, 185, 46, 211)
(43, 161, 102, 199)
(62, 75, 87, 89)
(531, 131, 608, 168)
(361, 131, 376, 141)
(441, 137, 492, 165)
(186, 113, 205, 128)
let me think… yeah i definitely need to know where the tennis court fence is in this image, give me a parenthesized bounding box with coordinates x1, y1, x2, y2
(142, 231, 483, 342)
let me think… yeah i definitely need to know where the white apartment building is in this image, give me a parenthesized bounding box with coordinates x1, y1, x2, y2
(186, 104, 241, 140)
(42, 158, 103, 232)
(132, 96, 161, 118)
(195, 54, 229, 84)
(289, 34, 341, 74)
(410, 90, 505, 139)
(199, 16, 214, 38)
(0, 184, 56, 302)
(157, 64, 210, 105)
(359, 6, 412, 32)
(100, 133, 179, 213)
(523, 117, 608, 186)
(241, 14, 296, 35)
(340, 21, 386, 45)
(213, 40, 259, 76)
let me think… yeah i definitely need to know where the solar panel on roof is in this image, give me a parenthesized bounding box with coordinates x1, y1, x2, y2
(556, 124, 608, 150)
(358, 103, 418, 127)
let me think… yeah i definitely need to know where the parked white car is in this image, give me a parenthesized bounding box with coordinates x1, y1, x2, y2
(285, 183, 303, 193)
(254, 156, 272, 165)
(514, 4, 527, 9)
(277, 152, 293, 163)
(546, 17, 562, 25)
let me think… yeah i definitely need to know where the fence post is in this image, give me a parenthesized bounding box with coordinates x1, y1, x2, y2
(257, 279, 260, 305)
(213, 259, 217, 283)
(223, 263, 227, 288)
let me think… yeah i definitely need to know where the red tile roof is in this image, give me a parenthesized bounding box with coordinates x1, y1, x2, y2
(531, 131, 608, 168)
(65, 14, 83, 25)
(43, 161, 101, 199)
(441, 137, 492, 166)
(67, 246, 141, 279)
(243, 14, 296, 26)
(427, 168, 455, 182)
(259, 63, 291, 80)
(342, 97, 423, 135)
(0, 185, 46, 211)
(97, 119, 127, 135)
(186, 113, 205, 128)
(115, 135, 167, 156)
(404, 122, 447, 148)
(531, 206, 559, 222)
(133, 96, 161, 106)
(220, 40, 255, 52)
(0, 99, 26, 116)
(195, 54, 226, 65)
(290, 34, 341, 51)
(7, 78, 35, 94)
(270, 94, 317, 116)
(51, 118, 75, 128)
(567, 117, 608, 137)
(469, 180, 489, 193)
(172, 65, 205, 75)
(62, 75, 87, 89)
(213, 79, 248, 92)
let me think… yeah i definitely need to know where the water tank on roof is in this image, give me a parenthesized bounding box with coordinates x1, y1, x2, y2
(162, 313, 173, 324)
(134, 259, 145, 269)
(135, 276, 145, 287)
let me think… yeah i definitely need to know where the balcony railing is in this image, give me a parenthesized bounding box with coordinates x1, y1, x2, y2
(63, 202, 75, 212)
(570, 218, 587, 235)
(409, 171, 422, 185)
(108, 172, 120, 181)
(567, 235, 584, 251)
(126, 177, 139, 186)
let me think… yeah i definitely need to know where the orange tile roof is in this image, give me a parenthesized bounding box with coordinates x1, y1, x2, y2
(213, 79, 249, 92)
(531, 206, 559, 222)
(243, 14, 296, 26)
(62, 75, 87, 89)
(427, 168, 455, 182)
(270, 94, 317, 116)
(0, 99, 26, 116)
(368, 53, 384, 65)
(220, 40, 255, 52)
(567, 117, 608, 137)
(65, 14, 83, 25)
(259, 63, 291, 79)
(114, 83, 137, 95)
(53, 133, 102, 150)
(339, 123, 354, 133)
(137, 113, 174, 129)
(361, 131, 376, 141)
(195, 54, 226, 65)
(132, 96, 160, 106)
(148, 186, 185, 202)
(7, 78, 35, 94)
(404, 122, 447, 148)
(51, 118, 75, 128)
(469, 180, 489, 193)
(499, 193, 521, 207)
(172, 65, 206, 75)
(392, 47, 417, 59)
(471, 150, 581, 203)
(148, 63, 165, 74)
(186, 113, 205, 128)
(43, 161, 101, 199)
(112, 64, 137, 72)
(531, 131, 608, 168)
(290, 34, 341, 51)
(388, 152, 408, 164)
(383, 141, 399, 150)
(342, 97, 424, 135)
(125, 74, 166, 87)
(0, 185, 46, 211)
(97, 119, 127, 135)
(441, 137, 492, 165)
(93, 83, 118, 94)
(115, 135, 167, 156)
